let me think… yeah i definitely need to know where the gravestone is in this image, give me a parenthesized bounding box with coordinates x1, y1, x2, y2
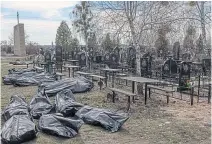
(56, 46, 62, 62)
(173, 42, 180, 60)
(88, 47, 93, 61)
(127, 46, 136, 69)
(162, 57, 178, 78)
(202, 58, 211, 76)
(113, 47, 120, 62)
(120, 49, 127, 63)
(73, 51, 77, 59)
(177, 61, 191, 91)
(55, 45, 63, 72)
(182, 53, 191, 61)
(109, 53, 119, 68)
(114, 47, 120, 55)
(44, 50, 53, 73)
(140, 57, 149, 77)
(104, 53, 110, 65)
(141, 53, 153, 77)
(77, 52, 86, 67)
(95, 55, 104, 63)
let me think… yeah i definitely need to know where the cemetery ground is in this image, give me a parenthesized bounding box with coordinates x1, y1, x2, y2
(1, 57, 211, 144)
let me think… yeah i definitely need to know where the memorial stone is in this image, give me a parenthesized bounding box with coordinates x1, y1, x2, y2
(178, 61, 191, 91)
(14, 24, 26, 56)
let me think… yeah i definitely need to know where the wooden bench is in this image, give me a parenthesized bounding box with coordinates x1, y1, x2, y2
(108, 88, 136, 111)
(116, 73, 127, 85)
(56, 72, 66, 80)
(147, 85, 175, 104)
(76, 71, 92, 78)
(90, 75, 106, 90)
(34, 66, 44, 72)
(26, 62, 33, 68)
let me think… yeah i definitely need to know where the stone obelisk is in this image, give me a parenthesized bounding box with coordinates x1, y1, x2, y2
(14, 12, 26, 56)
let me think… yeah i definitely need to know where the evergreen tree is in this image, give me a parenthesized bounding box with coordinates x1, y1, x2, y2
(101, 33, 113, 52)
(183, 25, 196, 59)
(55, 21, 72, 52)
(88, 32, 97, 51)
(155, 24, 170, 59)
(70, 38, 79, 51)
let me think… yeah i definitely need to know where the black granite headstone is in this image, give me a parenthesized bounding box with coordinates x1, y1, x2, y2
(202, 58, 211, 76)
(78, 52, 86, 67)
(178, 61, 191, 91)
(173, 42, 180, 60)
(162, 58, 178, 78)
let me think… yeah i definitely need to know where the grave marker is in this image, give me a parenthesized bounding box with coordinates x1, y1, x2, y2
(104, 53, 110, 65)
(162, 57, 178, 78)
(127, 46, 136, 70)
(55, 45, 63, 72)
(177, 61, 191, 91)
(77, 52, 86, 67)
(44, 50, 54, 73)
(182, 52, 191, 61)
(109, 53, 119, 69)
(202, 58, 211, 76)
(140, 57, 149, 77)
(173, 42, 180, 60)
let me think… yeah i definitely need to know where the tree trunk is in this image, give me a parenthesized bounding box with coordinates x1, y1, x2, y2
(128, 20, 141, 76)
(85, 34, 89, 70)
(200, 2, 206, 57)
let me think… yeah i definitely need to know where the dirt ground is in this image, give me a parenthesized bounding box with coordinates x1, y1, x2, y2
(1, 58, 211, 144)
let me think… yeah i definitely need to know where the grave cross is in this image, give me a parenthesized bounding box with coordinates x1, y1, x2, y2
(17, 11, 19, 24)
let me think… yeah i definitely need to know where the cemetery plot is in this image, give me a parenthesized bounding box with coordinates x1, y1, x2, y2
(1, 56, 211, 144)
(1, 1, 211, 143)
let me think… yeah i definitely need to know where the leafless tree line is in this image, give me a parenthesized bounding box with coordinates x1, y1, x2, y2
(87, 1, 211, 74)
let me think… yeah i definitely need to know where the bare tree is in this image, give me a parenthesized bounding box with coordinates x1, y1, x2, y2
(72, 1, 94, 67)
(91, 1, 184, 74)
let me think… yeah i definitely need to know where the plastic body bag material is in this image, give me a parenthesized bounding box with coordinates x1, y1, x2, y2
(29, 92, 54, 119)
(2, 94, 30, 121)
(9, 61, 27, 65)
(38, 114, 83, 138)
(75, 106, 129, 132)
(3, 71, 37, 85)
(1, 115, 37, 144)
(39, 76, 94, 97)
(12, 72, 56, 87)
(55, 89, 83, 117)
(8, 68, 35, 75)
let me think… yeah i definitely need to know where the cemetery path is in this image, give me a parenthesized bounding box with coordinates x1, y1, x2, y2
(1, 58, 211, 144)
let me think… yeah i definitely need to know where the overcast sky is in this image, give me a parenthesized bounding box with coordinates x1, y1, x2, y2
(1, 1, 79, 45)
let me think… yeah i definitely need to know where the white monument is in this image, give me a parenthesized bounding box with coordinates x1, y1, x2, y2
(14, 23, 26, 56)
(14, 12, 26, 56)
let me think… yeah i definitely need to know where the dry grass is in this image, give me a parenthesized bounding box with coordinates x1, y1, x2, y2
(1, 57, 211, 144)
